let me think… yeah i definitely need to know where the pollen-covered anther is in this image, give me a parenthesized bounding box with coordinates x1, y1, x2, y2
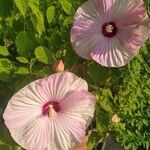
(102, 22, 118, 37)
(48, 105, 57, 119)
(105, 24, 114, 33)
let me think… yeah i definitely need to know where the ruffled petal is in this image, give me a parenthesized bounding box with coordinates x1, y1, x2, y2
(71, 19, 101, 59)
(91, 37, 135, 67)
(49, 114, 85, 150)
(47, 90, 95, 150)
(3, 81, 44, 130)
(9, 117, 54, 150)
(71, 20, 100, 59)
(60, 90, 95, 127)
(38, 72, 88, 100)
(113, 0, 146, 26)
(117, 22, 150, 52)
(140, 18, 150, 37)
(71, 0, 109, 59)
(74, 0, 102, 22)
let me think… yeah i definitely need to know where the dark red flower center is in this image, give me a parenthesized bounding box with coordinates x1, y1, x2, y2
(102, 22, 117, 37)
(42, 101, 61, 116)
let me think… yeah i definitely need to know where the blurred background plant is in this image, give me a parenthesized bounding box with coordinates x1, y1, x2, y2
(0, 0, 149, 150)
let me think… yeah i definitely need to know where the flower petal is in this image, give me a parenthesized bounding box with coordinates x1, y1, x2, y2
(3, 81, 44, 130)
(9, 117, 54, 150)
(117, 23, 150, 52)
(137, 18, 150, 40)
(74, 0, 101, 22)
(48, 114, 85, 150)
(113, 0, 146, 26)
(71, 19, 101, 59)
(71, 0, 107, 59)
(91, 37, 135, 67)
(37, 72, 88, 100)
(60, 90, 95, 127)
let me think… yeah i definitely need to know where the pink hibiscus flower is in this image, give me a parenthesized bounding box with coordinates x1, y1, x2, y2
(3, 72, 95, 150)
(71, 0, 150, 67)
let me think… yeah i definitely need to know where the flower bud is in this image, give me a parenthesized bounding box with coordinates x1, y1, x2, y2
(52, 60, 64, 72)
(111, 114, 120, 123)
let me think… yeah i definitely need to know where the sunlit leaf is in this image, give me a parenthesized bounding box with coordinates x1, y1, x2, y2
(47, 6, 55, 24)
(0, 46, 9, 56)
(15, 31, 39, 58)
(15, 67, 30, 75)
(15, 0, 28, 17)
(35, 46, 55, 64)
(16, 57, 29, 64)
(60, 0, 73, 15)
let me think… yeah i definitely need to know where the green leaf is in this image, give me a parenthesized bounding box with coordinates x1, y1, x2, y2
(29, 1, 45, 34)
(16, 57, 29, 64)
(63, 16, 73, 26)
(87, 131, 101, 150)
(146, 141, 149, 150)
(29, 0, 39, 5)
(0, 124, 15, 146)
(60, 0, 73, 15)
(0, 0, 13, 18)
(100, 99, 113, 113)
(47, 6, 55, 24)
(35, 46, 55, 64)
(0, 145, 10, 150)
(16, 146, 22, 150)
(15, 67, 29, 75)
(0, 46, 9, 56)
(30, 58, 37, 70)
(87, 62, 111, 85)
(96, 107, 109, 134)
(0, 58, 14, 81)
(100, 89, 113, 113)
(14, 0, 28, 17)
(15, 31, 39, 58)
(64, 43, 78, 67)
(0, 58, 13, 73)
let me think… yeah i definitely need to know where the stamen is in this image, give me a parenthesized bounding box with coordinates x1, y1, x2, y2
(105, 24, 114, 33)
(42, 101, 61, 118)
(48, 105, 57, 119)
(102, 22, 118, 38)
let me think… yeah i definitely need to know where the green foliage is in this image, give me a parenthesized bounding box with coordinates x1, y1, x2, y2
(16, 57, 29, 64)
(60, 0, 74, 15)
(87, 131, 102, 150)
(47, 6, 55, 24)
(15, 66, 30, 75)
(0, 0, 13, 18)
(87, 62, 112, 85)
(35, 46, 55, 64)
(0, 46, 9, 56)
(29, 0, 45, 34)
(0, 124, 17, 150)
(15, 0, 28, 17)
(15, 31, 39, 58)
(0, 0, 149, 150)
(0, 58, 14, 82)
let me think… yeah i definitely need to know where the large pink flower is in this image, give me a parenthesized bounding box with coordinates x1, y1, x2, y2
(71, 0, 150, 67)
(3, 72, 95, 150)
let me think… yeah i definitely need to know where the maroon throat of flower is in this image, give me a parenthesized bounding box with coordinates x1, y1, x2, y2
(102, 22, 118, 37)
(42, 101, 61, 119)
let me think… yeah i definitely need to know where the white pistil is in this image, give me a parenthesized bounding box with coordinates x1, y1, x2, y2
(105, 24, 113, 33)
(48, 105, 57, 120)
